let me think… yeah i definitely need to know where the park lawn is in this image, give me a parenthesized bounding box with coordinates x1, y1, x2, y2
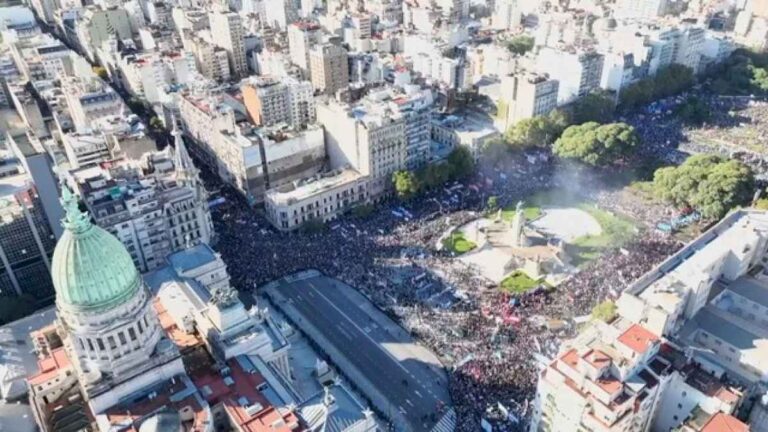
(500, 271, 543, 294)
(442, 231, 477, 254)
(501, 205, 542, 221)
(570, 205, 636, 266)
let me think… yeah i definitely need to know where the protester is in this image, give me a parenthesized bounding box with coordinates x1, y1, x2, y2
(197, 131, 683, 431)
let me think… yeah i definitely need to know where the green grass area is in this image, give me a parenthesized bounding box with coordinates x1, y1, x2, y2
(501, 205, 542, 221)
(442, 231, 477, 254)
(498, 188, 638, 266)
(500, 271, 542, 294)
(569, 205, 636, 266)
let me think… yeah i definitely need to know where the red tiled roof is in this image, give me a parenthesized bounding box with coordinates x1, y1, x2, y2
(582, 349, 611, 369)
(700, 412, 748, 432)
(617, 324, 659, 355)
(28, 348, 72, 386)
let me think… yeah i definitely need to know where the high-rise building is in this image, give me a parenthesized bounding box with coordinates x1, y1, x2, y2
(187, 35, 231, 82)
(71, 126, 213, 272)
(614, 0, 668, 20)
(0, 148, 56, 304)
(242, 76, 316, 128)
(209, 10, 247, 78)
(500, 72, 559, 130)
(317, 98, 407, 197)
(493, 0, 521, 30)
(287, 20, 322, 76)
(309, 42, 349, 96)
(536, 48, 604, 105)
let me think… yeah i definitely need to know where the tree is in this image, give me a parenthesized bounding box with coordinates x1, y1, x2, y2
(417, 163, 452, 190)
(505, 35, 534, 55)
(92, 66, 108, 80)
(591, 300, 617, 323)
(675, 96, 711, 125)
(569, 90, 615, 124)
(654, 64, 694, 98)
(619, 64, 694, 109)
(652, 155, 755, 219)
(486, 196, 499, 213)
(446, 146, 475, 180)
(553, 122, 638, 166)
(392, 170, 420, 200)
(149, 116, 164, 130)
(619, 79, 655, 110)
(504, 112, 566, 149)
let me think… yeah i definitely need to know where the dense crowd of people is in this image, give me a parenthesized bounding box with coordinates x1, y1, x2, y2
(195, 146, 685, 431)
(624, 94, 768, 179)
(171, 89, 768, 431)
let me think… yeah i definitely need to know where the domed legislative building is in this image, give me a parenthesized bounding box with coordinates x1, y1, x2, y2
(27, 184, 187, 426)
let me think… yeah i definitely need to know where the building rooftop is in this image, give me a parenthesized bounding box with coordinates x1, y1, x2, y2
(167, 243, 219, 275)
(617, 324, 659, 355)
(266, 168, 364, 205)
(726, 277, 768, 308)
(700, 412, 748, 432)
(685, 306, 761, 351)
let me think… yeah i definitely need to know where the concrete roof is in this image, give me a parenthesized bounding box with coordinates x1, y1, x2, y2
(693, 307, 759, 350)
(727, 277, 768, 308)
(167, 244, 218, 274)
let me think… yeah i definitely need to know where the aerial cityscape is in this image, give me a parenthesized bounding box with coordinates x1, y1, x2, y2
(0, 0, 766, 429)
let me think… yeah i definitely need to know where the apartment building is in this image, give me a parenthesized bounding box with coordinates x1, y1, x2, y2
(61, 76, 125, 133)
(187, 35, 231, 82)
(180, 91, 325, 203)
(531, 209, 768, 432)
(317, 97, 407, 197)
(71, 130, 212, 272)
(287, 20, 322, 76)
(209, 10, 247, 78)
(310, 42, 349, 96)
(61, 133, 111, 168)
(536, 48, 604, 105)
(241, 76, 315, 129)
(499, 72, 559, 130)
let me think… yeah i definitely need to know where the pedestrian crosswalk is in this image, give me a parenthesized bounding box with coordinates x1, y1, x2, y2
(431, 407, 456, 432)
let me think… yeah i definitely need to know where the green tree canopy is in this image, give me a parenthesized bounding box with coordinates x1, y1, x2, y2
(620, 64, 694, 109)
(504, 111, 567, 149)
(149, 116, 164, 130)
(553, 122, 638, 166)
(505, 35, 535, 55)
(591, 300, 617, 323)
(675, 96, 711, 125)
(393, 170, 420, 200)
(486, 196, 499, 213)
(417, 163, 452, 190)
(569, 90, 615, 124)
(93, 66, 108, 80)
(446, 146, 475, 180)
(652, 155, 755, 219)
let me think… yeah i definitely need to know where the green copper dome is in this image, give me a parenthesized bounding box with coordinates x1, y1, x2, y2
(51, 185, 141, 312)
